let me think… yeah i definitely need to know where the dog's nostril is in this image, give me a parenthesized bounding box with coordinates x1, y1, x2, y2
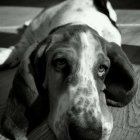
(68, 122, 102, 140)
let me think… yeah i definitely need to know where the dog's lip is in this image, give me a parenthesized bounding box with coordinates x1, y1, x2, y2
(99, 91, 107, 104)
(99, 91, 113, 123)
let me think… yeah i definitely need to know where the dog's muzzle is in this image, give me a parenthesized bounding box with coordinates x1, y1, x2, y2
(67, 98, 103, 140)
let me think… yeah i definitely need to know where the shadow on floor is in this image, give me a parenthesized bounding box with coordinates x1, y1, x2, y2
(0, 26, 26, 48)
(122, 44, 140, 65)
(0, 32, 21, 48)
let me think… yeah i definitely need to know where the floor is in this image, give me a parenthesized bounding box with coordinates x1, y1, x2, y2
(0, 6, 140, 140)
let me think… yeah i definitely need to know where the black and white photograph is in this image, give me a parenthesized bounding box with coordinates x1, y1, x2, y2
(0, 0, 140, 140)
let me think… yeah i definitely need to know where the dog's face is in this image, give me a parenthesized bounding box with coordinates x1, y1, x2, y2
(31, 25, 137, 140)
(43, 25, 112, 140)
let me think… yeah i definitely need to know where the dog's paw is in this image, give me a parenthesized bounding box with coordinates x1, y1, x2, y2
(0, 46, 15, 65)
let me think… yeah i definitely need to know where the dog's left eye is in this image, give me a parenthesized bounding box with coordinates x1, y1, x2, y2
(53, 58, 67, 71)
(98, 65, 108, 79)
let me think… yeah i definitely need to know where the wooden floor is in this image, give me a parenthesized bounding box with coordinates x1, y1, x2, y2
(0, 6, 140, 140)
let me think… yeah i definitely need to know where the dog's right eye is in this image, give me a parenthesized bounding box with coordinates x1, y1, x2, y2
(53, 58, 67, 71)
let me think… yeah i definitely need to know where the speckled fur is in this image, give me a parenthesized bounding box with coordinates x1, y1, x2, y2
(44, 27, 113, 140)
(1, 0, 121, 140)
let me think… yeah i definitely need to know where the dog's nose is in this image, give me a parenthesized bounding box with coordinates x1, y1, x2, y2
(68, 121, 102, 140)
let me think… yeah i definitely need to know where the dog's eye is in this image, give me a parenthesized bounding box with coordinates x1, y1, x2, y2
(98, 65, 108, 79)
(54, 58, 67, 71)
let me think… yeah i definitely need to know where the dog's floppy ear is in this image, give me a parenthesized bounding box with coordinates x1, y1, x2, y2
(104, 42, 138, 107)
(10, 37, 53, 130)
(31, 38, 52, 95)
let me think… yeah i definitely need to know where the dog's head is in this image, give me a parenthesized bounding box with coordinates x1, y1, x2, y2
(18, 24, 137, 140)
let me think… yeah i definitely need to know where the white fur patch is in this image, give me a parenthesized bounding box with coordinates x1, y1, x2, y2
(79, 32, 98, 91)
(0, 46, 15, 65)
(100, 93, 113, 140)
(78, 32, 101, 113)
(106, 1, 117, 22)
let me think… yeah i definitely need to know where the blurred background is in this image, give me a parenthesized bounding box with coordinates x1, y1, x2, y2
(0, 0, 140, 9)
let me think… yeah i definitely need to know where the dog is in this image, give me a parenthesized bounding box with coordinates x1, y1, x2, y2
(0, 0, 138, 140)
